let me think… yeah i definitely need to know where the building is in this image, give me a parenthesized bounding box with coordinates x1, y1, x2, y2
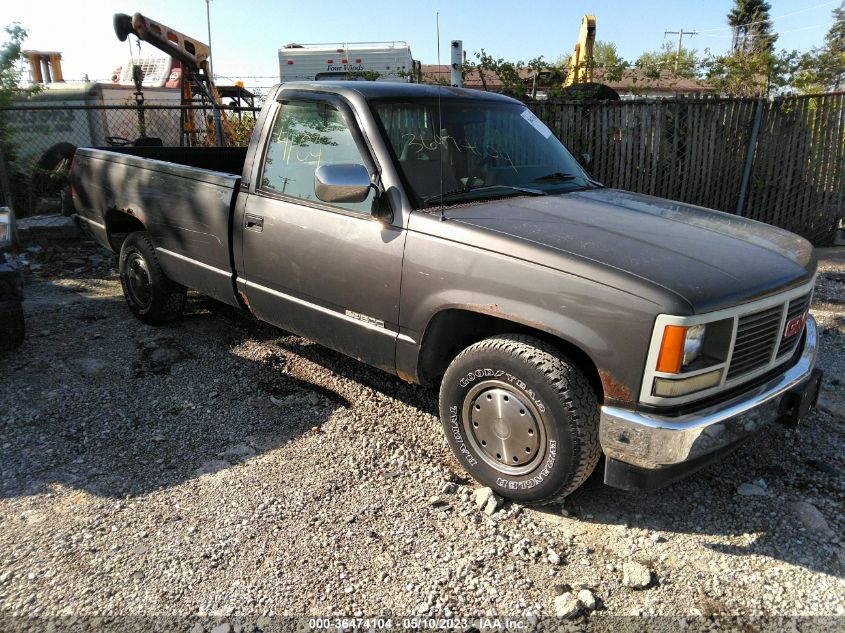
(419, 64, 714, 99)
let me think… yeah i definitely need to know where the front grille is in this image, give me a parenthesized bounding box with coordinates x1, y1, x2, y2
(777, 293, 811, 358)
(727, 305, 783, 380)
(642, 280, 816, 405)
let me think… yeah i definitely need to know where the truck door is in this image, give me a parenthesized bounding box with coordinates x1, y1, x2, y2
(237, 95, 405, 373)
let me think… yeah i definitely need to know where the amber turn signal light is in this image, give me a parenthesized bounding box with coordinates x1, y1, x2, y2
(656, 325, 687, 374)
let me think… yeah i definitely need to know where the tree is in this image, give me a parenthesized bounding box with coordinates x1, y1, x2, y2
(592, 42, 622, 69)
(635, 41, 699, 79)
(1, 24, 31, 163)
(785, 2, 844, 93)
(702, 47, 798, 96)
(472, 49, 527, 97)
(0, 23, 34, 215)
(729, 0, 777, 54)
(589, 41, 628, 82)
(702, 0, 781, 95)
(0, 23, 28, 106)
(816, 2, 845, 90)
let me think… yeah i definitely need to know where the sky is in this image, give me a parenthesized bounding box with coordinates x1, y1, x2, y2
(2, 0, 840, 94)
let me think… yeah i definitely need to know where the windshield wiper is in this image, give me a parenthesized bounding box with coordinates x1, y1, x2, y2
(532, 172, 578, 183)
(424, 184, 546, 206)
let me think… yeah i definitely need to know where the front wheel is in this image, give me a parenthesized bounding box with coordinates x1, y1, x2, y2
(439, 335, 601, 504)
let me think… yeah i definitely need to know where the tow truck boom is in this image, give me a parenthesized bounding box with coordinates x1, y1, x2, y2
(113, 12, 234, 146)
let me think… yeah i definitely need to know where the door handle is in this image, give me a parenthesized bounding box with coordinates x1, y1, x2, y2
(244, 214, 264, 232)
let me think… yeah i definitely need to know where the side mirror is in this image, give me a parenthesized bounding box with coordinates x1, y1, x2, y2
(579, 152, 593, 170)
(314, 164, 372, 204)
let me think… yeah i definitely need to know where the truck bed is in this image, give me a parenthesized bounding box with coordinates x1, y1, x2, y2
(71, 146, 247, 307)
(101, 146, 248, 176)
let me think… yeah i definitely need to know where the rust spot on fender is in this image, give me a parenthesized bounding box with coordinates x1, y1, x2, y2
(396, 369, 415, 384)
(599, 369, 634, 403)
(238, 291, 250, 310)
(471, 304, 551, 338)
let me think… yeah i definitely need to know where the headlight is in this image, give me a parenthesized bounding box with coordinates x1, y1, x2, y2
(683, 324, 706, 366)
(656, 324, 707, 373)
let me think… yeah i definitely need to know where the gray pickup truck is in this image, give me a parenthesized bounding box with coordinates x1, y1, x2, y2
(70, 82, 822, 503)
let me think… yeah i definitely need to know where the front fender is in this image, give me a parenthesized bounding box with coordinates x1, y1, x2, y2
(397, 230, 664, 405)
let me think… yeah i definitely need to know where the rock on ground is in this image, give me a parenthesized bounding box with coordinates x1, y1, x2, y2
(553, 592, 581, 618)
(789, 501, 835, 539)
(622, 561, 653, 589)
(737, 483, 767, 496)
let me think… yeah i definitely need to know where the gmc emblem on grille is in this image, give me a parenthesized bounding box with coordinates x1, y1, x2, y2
(784, 312, 808, 338)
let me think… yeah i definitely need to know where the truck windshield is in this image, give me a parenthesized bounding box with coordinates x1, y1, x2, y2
(372, 99, 596, 208)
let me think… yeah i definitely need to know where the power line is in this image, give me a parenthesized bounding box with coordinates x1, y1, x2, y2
(696, 0, 840, 33)
(772, 21, 837, 36)
(696, 20, 834, 39)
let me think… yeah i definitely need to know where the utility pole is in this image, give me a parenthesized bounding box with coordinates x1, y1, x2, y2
(663, 28, 698, 73)
(205, 0, 214, 80)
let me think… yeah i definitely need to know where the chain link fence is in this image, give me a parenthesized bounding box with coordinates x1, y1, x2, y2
(0, 103, 260, 215)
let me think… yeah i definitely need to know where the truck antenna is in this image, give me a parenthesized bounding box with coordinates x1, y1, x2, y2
(436, 12, 445, 221)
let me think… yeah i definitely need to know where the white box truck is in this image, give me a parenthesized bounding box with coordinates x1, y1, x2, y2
(278, 42, 420, 83)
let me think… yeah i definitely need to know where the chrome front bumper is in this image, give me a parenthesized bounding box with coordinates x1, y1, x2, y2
(600, 316, 819, 471)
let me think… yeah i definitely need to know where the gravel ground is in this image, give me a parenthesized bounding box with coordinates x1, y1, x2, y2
(1, 242, 844, 630)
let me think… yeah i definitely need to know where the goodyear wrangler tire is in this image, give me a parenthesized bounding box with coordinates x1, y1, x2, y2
(119, 231, 186, 325)
(439, 334, 601, 504)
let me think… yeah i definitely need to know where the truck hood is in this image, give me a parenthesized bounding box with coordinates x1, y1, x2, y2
(442, 188, 815, 312)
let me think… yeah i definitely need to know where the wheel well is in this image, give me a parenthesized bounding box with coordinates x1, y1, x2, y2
(105, 210, 146, 253)
(417, 308, 604, 402)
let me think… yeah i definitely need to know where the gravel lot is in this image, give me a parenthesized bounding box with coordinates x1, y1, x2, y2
(1, 241, 844, 629)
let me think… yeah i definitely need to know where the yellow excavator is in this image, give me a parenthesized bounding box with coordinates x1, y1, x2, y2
(113, 12, 235, 146)
(560, 14, 619, 100)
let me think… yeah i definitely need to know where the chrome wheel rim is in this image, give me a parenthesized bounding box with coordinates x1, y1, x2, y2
(126, 253, 152, 309)
(462, 380, 546, 475)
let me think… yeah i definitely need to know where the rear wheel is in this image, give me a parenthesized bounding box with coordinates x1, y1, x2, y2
(439, 334, 601, 504)
(119, 231, 186, 325)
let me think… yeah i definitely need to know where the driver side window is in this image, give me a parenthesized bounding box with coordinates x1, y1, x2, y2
(260, 100, 374, 214)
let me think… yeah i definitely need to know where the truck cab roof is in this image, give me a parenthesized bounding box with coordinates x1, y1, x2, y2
(273, 81, 522, 104)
